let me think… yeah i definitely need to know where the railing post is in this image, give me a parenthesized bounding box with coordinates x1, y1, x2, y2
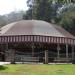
(66, 44, 68, 62)
(72, 45, 74, 60)
(32, 43, 35, 57)
(44, 50, 48, 64)
(57, 44, 61, 60)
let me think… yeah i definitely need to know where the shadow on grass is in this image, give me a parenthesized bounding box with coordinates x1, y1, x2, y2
(0, 65, 8, 71)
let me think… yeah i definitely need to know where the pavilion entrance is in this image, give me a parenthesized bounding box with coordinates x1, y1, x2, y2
(13, 43, 44, 62)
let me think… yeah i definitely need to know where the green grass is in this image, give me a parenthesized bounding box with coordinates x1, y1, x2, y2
(0, 64, 75, 75)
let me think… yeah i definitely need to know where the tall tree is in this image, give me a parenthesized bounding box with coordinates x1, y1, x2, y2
(58, 11, 75, 35)
(25, 0, 73, 21)
(25, 0, 54, 22)
(23, 0, 34, 20)
(55, 0, 75, 3)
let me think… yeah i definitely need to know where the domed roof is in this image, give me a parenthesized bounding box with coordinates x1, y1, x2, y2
(0, 20, 75, 39)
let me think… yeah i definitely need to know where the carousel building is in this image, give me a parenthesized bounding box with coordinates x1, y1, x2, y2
(0, 20, 75, 63)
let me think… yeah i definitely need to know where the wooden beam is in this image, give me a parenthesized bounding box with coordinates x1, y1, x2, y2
(5, 43, 9, 62)
(11, 49, 15, 64)
(66, 44, 68, 61)
(72, 45, 74, 60)
(45, 50, 48, 64)
(32, 43, 35, 57)
(57, 44, 60, 59)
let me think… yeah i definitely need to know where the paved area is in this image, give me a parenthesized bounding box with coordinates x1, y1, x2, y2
(0, 62, 72, 65)
(0, 62, 10, 65)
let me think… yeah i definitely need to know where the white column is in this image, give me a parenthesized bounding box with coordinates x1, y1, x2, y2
(11, 49, 15, 64)
(72, 45, 74, 60)
(57, 44, 60, 59)
(66, 44, 68, 60)
(45, 50, 48, 64)
(32, 43, 35, 57)
(5, 43, 9, 62)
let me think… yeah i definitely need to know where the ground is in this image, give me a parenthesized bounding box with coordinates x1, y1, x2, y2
(0, 64, 75, 75)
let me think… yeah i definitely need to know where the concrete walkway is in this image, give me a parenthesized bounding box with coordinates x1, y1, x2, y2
(0, 62, 10, 65)
(0, 62, 72, 65)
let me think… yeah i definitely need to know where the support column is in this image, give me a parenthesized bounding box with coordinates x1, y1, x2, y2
(11, 49, 15, 64)
(45, 50, 48, 64)
(66, 44, 68, 61)
(5, 43, 15, 64)
(57, 44, 60, 59)
(5, 43, 9, 62)
(0, 44, 5, 61)
(72, 45, 74, 60)
(32, 43, 35, 57)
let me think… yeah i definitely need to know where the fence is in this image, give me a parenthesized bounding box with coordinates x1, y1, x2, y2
(14, 51, 75, 63)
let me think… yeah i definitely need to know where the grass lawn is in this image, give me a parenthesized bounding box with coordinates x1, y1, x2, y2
(0, 64, 75, 75)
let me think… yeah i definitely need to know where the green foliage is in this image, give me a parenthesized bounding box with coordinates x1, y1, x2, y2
(58, 11, 75, 35)
(34, 0, 53, 22)
(23, 9, 32, 20)
(0, 11, 25, 27)
(53, 0, 75, 3)
(0, 65, 7, 70)
(24, 0, 54, 22)
(23, 0, 33, 20)
(0, 16, 7, 27)
(25, 0, 75, 21)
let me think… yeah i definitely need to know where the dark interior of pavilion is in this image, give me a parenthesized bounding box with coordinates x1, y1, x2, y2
(0, 42, 74, 63)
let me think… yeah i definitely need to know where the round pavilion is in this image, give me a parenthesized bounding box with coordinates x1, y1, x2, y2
(0, 20, 75, 63)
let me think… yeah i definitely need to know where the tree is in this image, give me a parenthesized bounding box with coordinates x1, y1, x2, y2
(25, 0, 74, 22)
(57, 3, 75, 16)
(56, 3, 75, 35)
(23, 0, 34, 20)
(7, 11, 24, 23)
(55, 0, 75, 3)
(23, 10, 32, 20)
(25, 0, 54, 22)
(0, 16, 7, 27)
(57, 11, 75, 35)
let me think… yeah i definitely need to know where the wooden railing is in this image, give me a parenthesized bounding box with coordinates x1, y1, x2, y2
(15, 56, 39, 62)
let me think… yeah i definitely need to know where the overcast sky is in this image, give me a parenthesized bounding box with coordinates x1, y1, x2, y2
(0, 0, 28, 15)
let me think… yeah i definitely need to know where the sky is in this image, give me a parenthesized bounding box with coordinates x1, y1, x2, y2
(0, 0, 28, 15)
